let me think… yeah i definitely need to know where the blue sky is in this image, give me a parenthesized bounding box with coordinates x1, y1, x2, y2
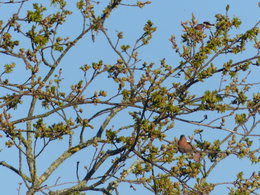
(0, 0, 259, 194)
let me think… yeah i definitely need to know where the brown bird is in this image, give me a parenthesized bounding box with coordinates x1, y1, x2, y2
(194, 22, 214, 32)
(178, 135, 193, 153)
(177, 135, 201, 162)
(194, 24, 205, 32)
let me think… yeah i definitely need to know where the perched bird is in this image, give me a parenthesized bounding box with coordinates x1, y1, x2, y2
(177, 135, 201, 162)
(194, 24, 205, 32)
(194, 22, 214, 32)
(178, 135, 193, 153)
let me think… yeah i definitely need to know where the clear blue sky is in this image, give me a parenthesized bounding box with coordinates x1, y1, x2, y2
(0, 0, 259, 194)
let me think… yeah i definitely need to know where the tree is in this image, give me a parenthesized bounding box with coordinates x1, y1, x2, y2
(0, 0, 259, 194)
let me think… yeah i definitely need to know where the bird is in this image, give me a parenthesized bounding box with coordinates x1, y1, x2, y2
(194, 22, 214, 32)
(194, 24, 205, 32)
(178, 135, 193, 153)
(177, 135, 201, 162)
